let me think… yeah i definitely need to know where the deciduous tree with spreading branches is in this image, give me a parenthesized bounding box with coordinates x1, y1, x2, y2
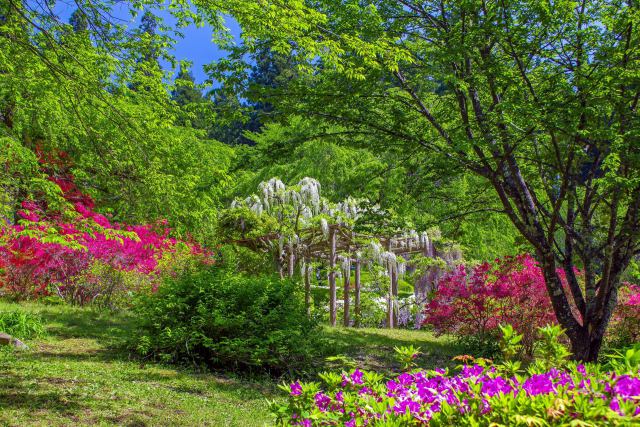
(197, 0, 640, 360)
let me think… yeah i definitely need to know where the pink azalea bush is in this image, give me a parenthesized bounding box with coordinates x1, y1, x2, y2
(274, 363, 640, 425)
(0, 175, 210, 305)
(422, 254, 558, 354)
(608, 284, 640, 347)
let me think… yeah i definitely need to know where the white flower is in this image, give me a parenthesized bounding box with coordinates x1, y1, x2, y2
(380, 251, 397, 274)
(398, 261, 406, 278)
(321, 218, 329, 239)
(298, 177, 321, 212)
(420, 231, 429, 248)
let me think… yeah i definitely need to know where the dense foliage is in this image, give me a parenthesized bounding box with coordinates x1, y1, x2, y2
(0, 309, 45, 340)
(1, 0, 638, 387)
(133, 263, 322, 374)
(0, 6, 639, 427)
(0, 3, 233, 240)
(197, 0, 640, 361)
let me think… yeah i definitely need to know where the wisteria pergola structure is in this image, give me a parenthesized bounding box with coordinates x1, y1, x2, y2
(226, 178, 457, 328)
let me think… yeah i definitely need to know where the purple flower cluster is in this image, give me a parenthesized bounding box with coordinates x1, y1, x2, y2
(284, 365, 640, 425)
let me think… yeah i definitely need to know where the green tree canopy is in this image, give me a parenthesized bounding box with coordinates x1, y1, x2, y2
(0, 1, 233, 239)
(194, 0, 640, 360)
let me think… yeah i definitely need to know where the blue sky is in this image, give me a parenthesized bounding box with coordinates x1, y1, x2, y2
(53, 3, 241, 84)
(153, 12, 242, 83)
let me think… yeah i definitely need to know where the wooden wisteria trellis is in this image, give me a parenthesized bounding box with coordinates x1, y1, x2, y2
(224, 178, 461, 328)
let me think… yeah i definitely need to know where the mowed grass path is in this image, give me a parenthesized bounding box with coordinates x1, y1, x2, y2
(0, 301, 459, 426)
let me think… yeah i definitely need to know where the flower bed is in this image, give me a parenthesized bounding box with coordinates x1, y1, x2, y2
(274, 364, 640, 425)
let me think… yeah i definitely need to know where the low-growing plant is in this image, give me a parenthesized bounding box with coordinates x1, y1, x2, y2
(273, 362, 640, 426)
(498, 323, 523, 362)
(606, 343, 640, 375)
(394, 345, 421, 370)
(531, 325, 572, 372)
(0, 310, 45, 340)
(132, 265, 324, 375)
(454, 334, 501, 359)
(273, 324, 640, 425)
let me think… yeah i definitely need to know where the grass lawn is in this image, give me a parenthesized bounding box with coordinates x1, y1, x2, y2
(325, 326, 462, 373)
(0, 301, 276, 427)
(0, 301, 459, 426)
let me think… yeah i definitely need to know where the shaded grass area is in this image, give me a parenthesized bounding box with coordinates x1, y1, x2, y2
(0, 301, 276, 427)
(0, 301, 460, 426)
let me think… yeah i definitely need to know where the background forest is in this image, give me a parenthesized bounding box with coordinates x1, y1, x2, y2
(0, 1, 521, 259)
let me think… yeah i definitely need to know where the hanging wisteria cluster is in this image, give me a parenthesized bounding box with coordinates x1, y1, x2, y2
(228, 177, 451, 328)
(232, 179, 434, 271)
(239, 179, 312, 217)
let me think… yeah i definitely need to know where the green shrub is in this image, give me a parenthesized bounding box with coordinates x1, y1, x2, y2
(455, 333, 501, 359)
(133, 266, 322, 375)
(0, 310, 46, 340)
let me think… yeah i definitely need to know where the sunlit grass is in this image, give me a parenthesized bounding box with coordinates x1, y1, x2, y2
(0, 301, 276, 427)
(0, 301, 460, 426)
(323, 325, 461, 372)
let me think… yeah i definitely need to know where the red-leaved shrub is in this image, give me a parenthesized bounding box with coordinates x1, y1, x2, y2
(423, 254, 557, 353)
(0, 176, 211, 306)
(608, 284, 640, 347)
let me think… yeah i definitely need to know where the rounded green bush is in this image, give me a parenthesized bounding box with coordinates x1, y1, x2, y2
(133, 266, 321, 375)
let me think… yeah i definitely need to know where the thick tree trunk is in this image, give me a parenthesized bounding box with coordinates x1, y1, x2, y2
(538, 251, 622, 362)
(571, 278, 621, 362)
(328, 228, 337, 327)
(570, 330, 605, 362)
(343, 258, 351, 327)
(354, 259, 361, 327)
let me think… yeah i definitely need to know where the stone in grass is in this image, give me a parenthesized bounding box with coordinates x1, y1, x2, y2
(0, 332, 28, 350)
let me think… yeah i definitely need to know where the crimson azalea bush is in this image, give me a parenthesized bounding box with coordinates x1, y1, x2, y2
(422, 254, 558, 355)
(0, 175, 210, 306)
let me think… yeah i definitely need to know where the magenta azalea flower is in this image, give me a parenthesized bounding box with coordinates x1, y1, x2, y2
(282, 363, 640, 425)
(315, 392, 331, 411)
(350, 369, 364, 385)
(290, 381, 303, 396)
